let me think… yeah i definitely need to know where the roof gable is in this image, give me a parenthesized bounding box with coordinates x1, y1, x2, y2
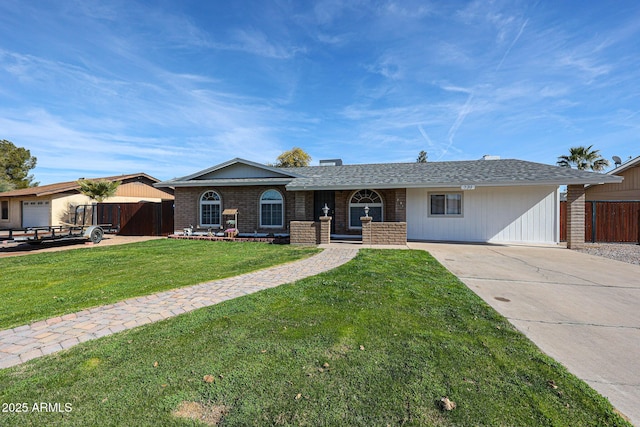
(176, 158, 301, 181)
(156, 158, 301, 187)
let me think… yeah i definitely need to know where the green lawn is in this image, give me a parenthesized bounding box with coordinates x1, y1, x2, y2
(0, 239, 318, 330)
(0, 250, 629, 426)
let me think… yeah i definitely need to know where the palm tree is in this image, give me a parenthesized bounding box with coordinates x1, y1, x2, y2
(77, 179, 121, 202)
(557, 145, 609, 171)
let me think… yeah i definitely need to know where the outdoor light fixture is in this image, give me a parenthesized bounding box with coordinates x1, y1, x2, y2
(364, 205, 370, 217)
(322, 203, 329, 217)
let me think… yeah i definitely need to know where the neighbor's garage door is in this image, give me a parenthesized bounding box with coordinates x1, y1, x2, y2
(22, 200, 51, 227)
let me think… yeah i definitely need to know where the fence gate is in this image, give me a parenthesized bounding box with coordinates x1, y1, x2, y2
(560, 201, 640, 243)
(97, 201, 174, 236)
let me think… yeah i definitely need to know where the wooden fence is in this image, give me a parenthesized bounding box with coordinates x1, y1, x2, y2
(97, 201, 174, 236)
(560, 201, 640, 243)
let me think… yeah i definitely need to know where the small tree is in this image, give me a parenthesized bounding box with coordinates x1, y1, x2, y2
(77, 179, 121, 203)
(557, 145, 609, 171)
(0, 139, 38, 189)
(417, 150, 428, 163)
(274, 147, 312, 167)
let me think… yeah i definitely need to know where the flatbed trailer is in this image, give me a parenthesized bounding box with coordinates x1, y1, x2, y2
(0, 204, 114, 246)
(0, 224, 104, 245)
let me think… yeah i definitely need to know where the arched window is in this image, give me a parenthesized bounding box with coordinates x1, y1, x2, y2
(200, 191, 221, 227)
(349, 189, 383, 228)
(260, 189, 284, 228)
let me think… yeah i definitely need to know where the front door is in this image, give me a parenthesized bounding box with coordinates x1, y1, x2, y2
(314, 191, 336, 234)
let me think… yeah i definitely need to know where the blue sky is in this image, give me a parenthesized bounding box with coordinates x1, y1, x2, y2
(1, 0, 638, 184)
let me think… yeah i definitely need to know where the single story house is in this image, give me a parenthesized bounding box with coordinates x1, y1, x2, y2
(0, 173, 174, 229)
(155, 157, 622, 247)
(585, 155, 639, 201)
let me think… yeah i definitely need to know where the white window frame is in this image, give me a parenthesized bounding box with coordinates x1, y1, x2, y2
(428, 192, 463, 217)
(259, 189, 284, 228)
(348, 189, 383, 229)
(200, 190, 222, 227)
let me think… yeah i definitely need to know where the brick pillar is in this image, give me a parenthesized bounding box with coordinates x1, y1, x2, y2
(566, 184, 586, 249)
(319, 216, 331, 244)
(360, 216, 372, 245)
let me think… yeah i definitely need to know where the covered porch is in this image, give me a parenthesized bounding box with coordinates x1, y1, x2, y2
(290, 188, 407, 246)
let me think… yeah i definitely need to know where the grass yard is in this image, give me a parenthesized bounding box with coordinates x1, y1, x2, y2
(0, 250, 629, 426)
(0, 239, 318, 330)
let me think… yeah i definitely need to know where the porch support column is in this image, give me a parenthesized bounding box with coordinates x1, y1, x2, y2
(319, 216, 331, 245)
(360, 216, 372, 245)
(566, 184, 586, 249)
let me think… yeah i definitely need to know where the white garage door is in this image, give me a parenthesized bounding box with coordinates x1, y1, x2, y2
(22, 200, 51, 227)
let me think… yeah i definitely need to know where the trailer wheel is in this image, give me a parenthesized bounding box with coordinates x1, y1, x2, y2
(90, 227, 104, 244)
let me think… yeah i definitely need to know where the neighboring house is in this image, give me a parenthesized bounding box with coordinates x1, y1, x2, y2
(585, 155, 640, 201)
(0, 173, 174, 229)
(155, 157, 621, 246)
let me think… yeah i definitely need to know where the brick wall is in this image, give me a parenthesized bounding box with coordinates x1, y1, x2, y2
(289, 217, 331, 245)
(290, 221, 319, 245)
(361, 218, 407, 245)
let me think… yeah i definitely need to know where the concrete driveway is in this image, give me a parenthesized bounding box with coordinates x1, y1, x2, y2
(409, 242, 640, 425)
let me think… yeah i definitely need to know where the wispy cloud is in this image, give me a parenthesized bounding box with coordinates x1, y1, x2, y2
(381, 1, 433, 19)
(496, 18, 528, 70)
(366, 55, 403, 80)
(418, 125, 434, 148)
(224, 29, 306, 59)
(439, 93, 474, 159)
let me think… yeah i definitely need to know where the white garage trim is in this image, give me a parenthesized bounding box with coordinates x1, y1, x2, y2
(407, 186, 559, 244)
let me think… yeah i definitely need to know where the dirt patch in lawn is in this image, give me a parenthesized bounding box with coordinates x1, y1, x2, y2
(172, 401, 228, 425)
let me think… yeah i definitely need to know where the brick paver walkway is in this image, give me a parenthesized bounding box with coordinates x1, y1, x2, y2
(0, 247, 359, 369)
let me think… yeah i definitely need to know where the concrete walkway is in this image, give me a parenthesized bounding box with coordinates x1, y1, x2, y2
(409, 242, 640, 426)
(0, 247, 359, 370)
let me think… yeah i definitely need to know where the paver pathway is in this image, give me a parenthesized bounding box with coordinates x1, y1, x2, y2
(0, 247, 359, 369)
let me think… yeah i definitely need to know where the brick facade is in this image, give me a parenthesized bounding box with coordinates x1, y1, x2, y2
(174, 185, 297, 234)
(175, 186, 406, 236)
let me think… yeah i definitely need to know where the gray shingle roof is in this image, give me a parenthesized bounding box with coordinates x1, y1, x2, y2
(155, 158, 623, 190)
(282, 159, 622, 190)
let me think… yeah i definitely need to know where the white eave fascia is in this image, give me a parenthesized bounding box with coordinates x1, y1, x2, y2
(157, 178, 294, 187)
